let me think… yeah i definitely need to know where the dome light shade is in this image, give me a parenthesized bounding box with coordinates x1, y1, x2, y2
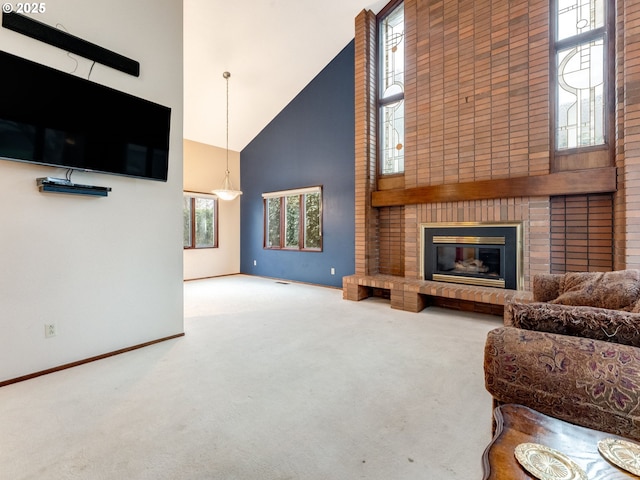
(212, 169, 242, 200)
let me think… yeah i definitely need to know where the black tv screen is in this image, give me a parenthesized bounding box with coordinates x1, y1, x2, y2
(0, 50, 171, 181)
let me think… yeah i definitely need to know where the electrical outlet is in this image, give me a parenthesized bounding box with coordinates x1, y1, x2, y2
(253, 260, 257, 266)
(45, 323, 56, 338)
(331, 267, 335, 275)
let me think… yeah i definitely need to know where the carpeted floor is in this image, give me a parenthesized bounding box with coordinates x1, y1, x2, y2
(0, 274, 502, 479)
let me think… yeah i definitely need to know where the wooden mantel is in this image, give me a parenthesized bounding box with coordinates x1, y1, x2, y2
(371, 167, 617, 207)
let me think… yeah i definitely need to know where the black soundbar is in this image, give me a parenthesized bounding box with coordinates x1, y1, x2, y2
(2, 12, 140, 77)
(37, 178, 112, 197)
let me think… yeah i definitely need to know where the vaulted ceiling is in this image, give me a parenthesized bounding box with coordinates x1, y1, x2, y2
(183, 0, 388, 152)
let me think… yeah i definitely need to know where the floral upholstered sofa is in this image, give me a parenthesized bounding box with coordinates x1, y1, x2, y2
(484, 270, 640, 441)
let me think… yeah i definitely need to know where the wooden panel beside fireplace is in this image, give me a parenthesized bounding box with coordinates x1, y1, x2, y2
(421, 223, 524, 290)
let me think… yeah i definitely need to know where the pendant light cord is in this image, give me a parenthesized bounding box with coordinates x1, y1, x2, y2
(224, 71, 230, 173)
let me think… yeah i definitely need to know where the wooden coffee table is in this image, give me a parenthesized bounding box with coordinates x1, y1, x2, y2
(482, 403, 636, 479)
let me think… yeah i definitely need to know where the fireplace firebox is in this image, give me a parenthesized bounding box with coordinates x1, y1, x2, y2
(421, 223, 523, 290)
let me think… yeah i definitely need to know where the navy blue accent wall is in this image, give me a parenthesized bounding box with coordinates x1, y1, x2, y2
(240, 41, 355, 287)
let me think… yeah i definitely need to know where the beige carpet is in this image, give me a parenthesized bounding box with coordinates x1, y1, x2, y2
(0, 274, 502, 479)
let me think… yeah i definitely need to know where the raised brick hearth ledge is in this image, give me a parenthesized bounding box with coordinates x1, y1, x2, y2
(343, 274, 533, 315)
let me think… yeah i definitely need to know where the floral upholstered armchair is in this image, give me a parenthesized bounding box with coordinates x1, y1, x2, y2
(484, 270, 640, 441)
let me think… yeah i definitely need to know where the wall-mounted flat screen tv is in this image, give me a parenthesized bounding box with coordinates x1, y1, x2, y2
(0, 50, 171, 182)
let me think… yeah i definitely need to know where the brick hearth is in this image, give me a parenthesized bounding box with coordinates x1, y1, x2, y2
(343, 274, 532, 314)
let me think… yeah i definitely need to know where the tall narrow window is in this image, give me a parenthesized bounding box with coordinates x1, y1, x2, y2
(284, 194, 300, 248)
(378, 2, 405, 175)
(304, 191, 321, 249)
(263, 186, 322, 251)
(266, 197, 281, 248)
(555, 0, 608, 150)
(183, 193, 218, 249)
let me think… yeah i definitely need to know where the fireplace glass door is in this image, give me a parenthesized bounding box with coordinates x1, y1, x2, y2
(434, 242, 504, 288)
(423, 224, 522, 290)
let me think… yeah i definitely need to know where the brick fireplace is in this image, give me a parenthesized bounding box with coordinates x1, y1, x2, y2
(343, 0, 640, 314)
(411, 199, 550, 292)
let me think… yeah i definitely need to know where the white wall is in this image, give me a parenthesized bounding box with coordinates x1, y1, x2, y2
(0, 0, 184, 382)
(183, 140, 241, 280)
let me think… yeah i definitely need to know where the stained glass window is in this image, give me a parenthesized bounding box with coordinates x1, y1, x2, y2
(557, 0, 604, 40)
(555, 0, 607, 150)
(379, 2, 404, 175)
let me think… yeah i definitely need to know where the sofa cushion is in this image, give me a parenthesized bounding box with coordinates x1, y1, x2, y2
(551, 270, 640, 311)
(484, 327, 640, 442)
(508, 302, 640, 347)
(532, 274, 562, 302)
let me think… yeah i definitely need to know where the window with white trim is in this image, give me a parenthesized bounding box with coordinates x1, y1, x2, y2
(263, 186, 322, 251)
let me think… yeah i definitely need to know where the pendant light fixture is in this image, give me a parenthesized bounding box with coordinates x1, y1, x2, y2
(212, 71, 242, 201)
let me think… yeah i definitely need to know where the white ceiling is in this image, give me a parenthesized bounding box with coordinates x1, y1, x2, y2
(183, 0, 388, 152)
